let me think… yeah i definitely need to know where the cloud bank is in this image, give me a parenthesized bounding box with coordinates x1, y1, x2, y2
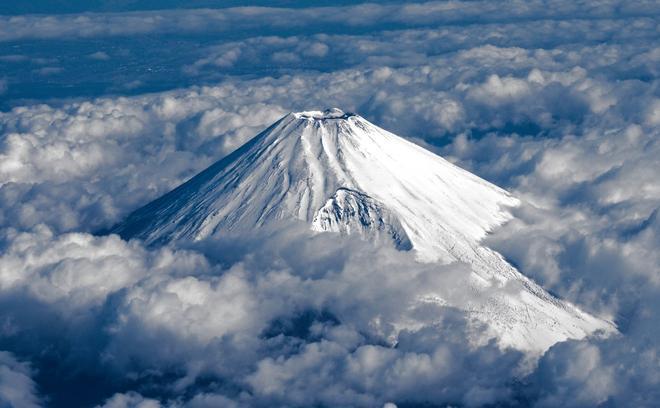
(0, 0, 658, 406)
(2, 1, 658, 42)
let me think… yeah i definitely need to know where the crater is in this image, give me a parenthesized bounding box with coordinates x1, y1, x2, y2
(295, 108, 355, 120)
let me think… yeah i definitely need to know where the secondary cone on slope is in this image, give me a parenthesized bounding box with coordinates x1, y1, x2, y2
(112, 108, 616, 353)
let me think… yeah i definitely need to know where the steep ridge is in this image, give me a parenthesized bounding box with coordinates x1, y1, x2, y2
(113, 108, 615, 353)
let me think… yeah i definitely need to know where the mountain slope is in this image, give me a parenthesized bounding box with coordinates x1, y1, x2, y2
(114, 108, 516, 263)
(113, 108, 615, 352)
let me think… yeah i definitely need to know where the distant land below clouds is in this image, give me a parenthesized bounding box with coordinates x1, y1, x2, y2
(0, 1, 657, 109)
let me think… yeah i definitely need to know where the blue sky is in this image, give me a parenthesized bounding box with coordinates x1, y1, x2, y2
(0, 1, 659, 407)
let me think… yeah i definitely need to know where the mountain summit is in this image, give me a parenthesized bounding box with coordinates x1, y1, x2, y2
(113, 108, 615, 352)
(114, 108, 517, 263)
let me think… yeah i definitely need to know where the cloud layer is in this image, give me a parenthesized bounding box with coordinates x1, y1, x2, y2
(0, 0, 658, 407)
(2, 1, 658, 42)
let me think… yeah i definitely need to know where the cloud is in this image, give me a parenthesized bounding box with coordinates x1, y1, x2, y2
(3, 2, 658, 109)
(185, 17, 659, 77)
(0, 221, 528, 407)
(0, 1, 658, 42)
(532, 341, 617, 407)
(97, 392, 161, 408)
(0, 226, 210, 308)
(0, 351, 41, 408)
(33, 66, 62, 76)
(0, 0, 658, 406)
(89, 51, 111, 61)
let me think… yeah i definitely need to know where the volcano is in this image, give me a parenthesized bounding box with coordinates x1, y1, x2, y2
(113, 108, 615, 352)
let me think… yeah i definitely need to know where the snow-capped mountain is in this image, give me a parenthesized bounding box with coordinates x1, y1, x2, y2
(113, 108, 615, 353)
